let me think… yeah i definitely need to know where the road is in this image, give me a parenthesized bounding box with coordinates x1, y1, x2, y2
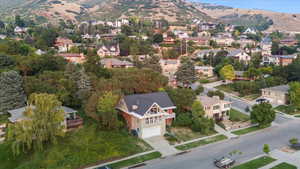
(138, 119, 300, 169)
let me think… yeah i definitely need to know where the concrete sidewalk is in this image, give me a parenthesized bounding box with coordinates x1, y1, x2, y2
(214, 124, 238, 139)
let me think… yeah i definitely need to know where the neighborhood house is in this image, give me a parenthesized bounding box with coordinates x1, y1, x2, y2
(199, 96, 232, 121)
(116, 92, 176, 138)
(261, 85, 289, 105)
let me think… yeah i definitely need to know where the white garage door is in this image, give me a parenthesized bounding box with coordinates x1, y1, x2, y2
(141, 126, 161, 138)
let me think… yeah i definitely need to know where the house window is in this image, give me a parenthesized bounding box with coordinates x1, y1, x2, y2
(224, 104, 231, 108)
(213, 105, 220, 110)
(146, 118, 150, 125)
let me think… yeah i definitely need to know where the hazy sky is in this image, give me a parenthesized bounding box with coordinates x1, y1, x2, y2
(192, 0, 300, 13)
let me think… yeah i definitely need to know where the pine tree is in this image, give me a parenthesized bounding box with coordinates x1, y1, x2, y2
(0, 71, 26, 112)
(175, 58, 196, 86)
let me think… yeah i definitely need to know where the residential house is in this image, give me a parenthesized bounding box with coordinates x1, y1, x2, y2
(263, 55, 297, 66)
(116, 92, 176, 138)
(199, 96, 232, 121)
(198, 22, 217, 31)
(35, 49, 46, 55)
(198, 31, 211, 38)
(58, 53, 86, 64)
(101, 58, 133, 68)
(212, 37, 235, 46)
(280, 38, 298, 46)
(7, 106, 83, 130)
(185, 37, 210, 46)
(163, 37, 176, 45)
(0, 34, 7, 39)
(228, 49, 251, 63)
(195, 49, 221, 59)
(14, 26, 28, 34)
(54, 37, 74, 53)
(97, 44, 120, 57)
(160, 59, 181, 87)
(173, 30, 189, 39)
(261, 36, 272, 55)
(195, 66, 214, 77)
(237, 39, 256, 48)
(243, 28, 257, 35)
(261, 85, 289, 105)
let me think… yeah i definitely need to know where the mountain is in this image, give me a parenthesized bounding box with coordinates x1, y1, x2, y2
(0, 0, 211, 24)
(194, 3, 300, 33)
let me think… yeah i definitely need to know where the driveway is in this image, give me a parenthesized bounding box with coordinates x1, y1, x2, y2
(144, 136, 180, 157)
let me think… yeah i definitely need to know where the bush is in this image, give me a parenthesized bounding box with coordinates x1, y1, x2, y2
(207, 90, 225, 100)
(191, 117, 214, 134)
(289, 138, 298, 145)
(174, 113, 193, 127)
(195, 85, 204, 95)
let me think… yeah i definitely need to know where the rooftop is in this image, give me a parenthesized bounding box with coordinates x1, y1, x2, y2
(263, 85, 289, 93)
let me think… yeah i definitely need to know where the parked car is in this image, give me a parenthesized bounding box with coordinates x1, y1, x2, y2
(256, 98, 269, 104)
(95, 166, 112, 169)
(214, 157, 235, 168)
(291, 143, 300, 150)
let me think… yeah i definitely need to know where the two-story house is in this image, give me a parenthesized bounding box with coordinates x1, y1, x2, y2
(228, 49, 251, 63)
(199, 96, 232, 121)
(116, 92, 176, 138)
(54, 37, 74, 53)
(261, 85, 289, 105)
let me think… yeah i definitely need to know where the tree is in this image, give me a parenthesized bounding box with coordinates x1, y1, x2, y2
(0, 54, 15, 71)
(207, 90, 225, 100)
(7, 93, 65, 155)
(166, 87, 196, 113)
(271, 41, 280, 55)
(289, 138, 298, 145)
(15, 15, 25, 27)
(0, 71, 26, 112)
(153, 33, 163, 43)
(191, 101, 204, 118)
(96, 92, 121, 130)
(263, 144, 270, 155)
(219, 65, 235, 81)
(175, 58, 197, 86)
(143, 54, 162, 73)
(250, 103, 276, 127)
(0, 20, 4, 29)
(284, 58, 300, 82)
(288, 82, 300, 109)
(195, 85, 204, 95)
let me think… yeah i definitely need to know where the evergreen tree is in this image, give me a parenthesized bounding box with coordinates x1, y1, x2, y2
(143, 54, 162, 73)
(175, 58, 196, 86)
(0, 71, 26, 112)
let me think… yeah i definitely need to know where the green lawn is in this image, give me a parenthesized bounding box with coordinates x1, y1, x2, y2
(169, 127, 217, 143)
(0, 124, 152, 169)
(270, 162, 297, 169)
(229, 109, 250, 122)
(175, 135, 227, 151)
(275, 105, 300, 115)
(232, 156, 276, 169)
(295, 115, 300, 118)
(0, 113, 9, 124)
(108, 152, 161, 169)
(242, 94, 261, 101)
(232, 126, 268, 135)
(216, 84, 235, 93)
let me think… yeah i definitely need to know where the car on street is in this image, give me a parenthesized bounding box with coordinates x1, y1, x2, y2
(95, 166, 112, 169)
(256, 98, 269, 104)
(214, 157, 235, 168)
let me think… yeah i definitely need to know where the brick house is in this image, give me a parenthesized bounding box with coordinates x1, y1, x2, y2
(261, 85, 289, 105)
(199, 96, 232, 121)
(116, 92, 176, 138)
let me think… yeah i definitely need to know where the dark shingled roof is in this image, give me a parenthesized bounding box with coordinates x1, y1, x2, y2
(123, 92, 175, 116)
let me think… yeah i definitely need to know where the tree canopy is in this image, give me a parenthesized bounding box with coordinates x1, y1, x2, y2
(250, 103, 275, 127)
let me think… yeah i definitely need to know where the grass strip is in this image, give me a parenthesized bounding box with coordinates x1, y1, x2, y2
(232, 156, 276, 169)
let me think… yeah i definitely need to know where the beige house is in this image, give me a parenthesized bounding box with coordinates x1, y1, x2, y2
(199, 96, 232, 121)
(261, 85, 289, 105)
(195, 66, 214, 77)
(116, 92, 176, 138)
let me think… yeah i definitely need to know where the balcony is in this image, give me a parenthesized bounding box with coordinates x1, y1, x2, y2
(66, 117, 83, 129)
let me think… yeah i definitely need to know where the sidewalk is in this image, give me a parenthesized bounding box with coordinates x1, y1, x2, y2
(214, 124, 238, 139)
(85, 150, 156, 169)
(144, 136, 179, 157)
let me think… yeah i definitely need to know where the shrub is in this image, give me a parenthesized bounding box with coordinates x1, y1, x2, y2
(195, 85, 204, 95)
(289, 138, 298, 145)
(174, 113, 193, 127)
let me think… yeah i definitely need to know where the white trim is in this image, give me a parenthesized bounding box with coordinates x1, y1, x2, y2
(162, 106, 176, 110)
(144, 102, 165, 116)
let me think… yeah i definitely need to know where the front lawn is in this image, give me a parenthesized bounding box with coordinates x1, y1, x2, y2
(0, 113, 9, 124)
(275, 105, 300, 115)
(232, 156, 276, 169)
(167, 127, 216, 144)
(232, 125, 268, 136)
(175, 135, 227, 151)
(0, 124, 152, 169)
(270, 162, 297, 169)
(216, 84, 236, 94)
(229, 109, 250, 122)
(108, 152, 161, 169)
(242, 94, 261, 101)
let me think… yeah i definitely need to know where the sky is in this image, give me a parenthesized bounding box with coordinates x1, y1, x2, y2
(192, 0, 300, 13)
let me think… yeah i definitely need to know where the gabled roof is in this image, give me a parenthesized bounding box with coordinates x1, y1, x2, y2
(122, 92, 175, 116)
(262, 85, 289, 93)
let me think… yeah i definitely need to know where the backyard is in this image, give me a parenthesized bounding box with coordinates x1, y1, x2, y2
(0, 124, 152, 169)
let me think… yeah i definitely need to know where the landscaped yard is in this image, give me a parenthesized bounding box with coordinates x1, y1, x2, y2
(232, 156, 276, 169)
(242, 94, 261, 101)
(232, 125, 268, 136)
(108, 152, 161, 169)
(0, 124, 152, 169)
(270, 162, 297, 169)
(275, 105, 300, 115)
(167, 127, 217, 144)
(175, 135, 227, 151)
(216, 84, 236, 94)
(229, 109, 250, 122)
(0, 114, 9, 124)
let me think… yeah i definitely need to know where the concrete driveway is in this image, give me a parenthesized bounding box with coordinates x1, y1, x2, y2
(144, 136, 180, 157)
